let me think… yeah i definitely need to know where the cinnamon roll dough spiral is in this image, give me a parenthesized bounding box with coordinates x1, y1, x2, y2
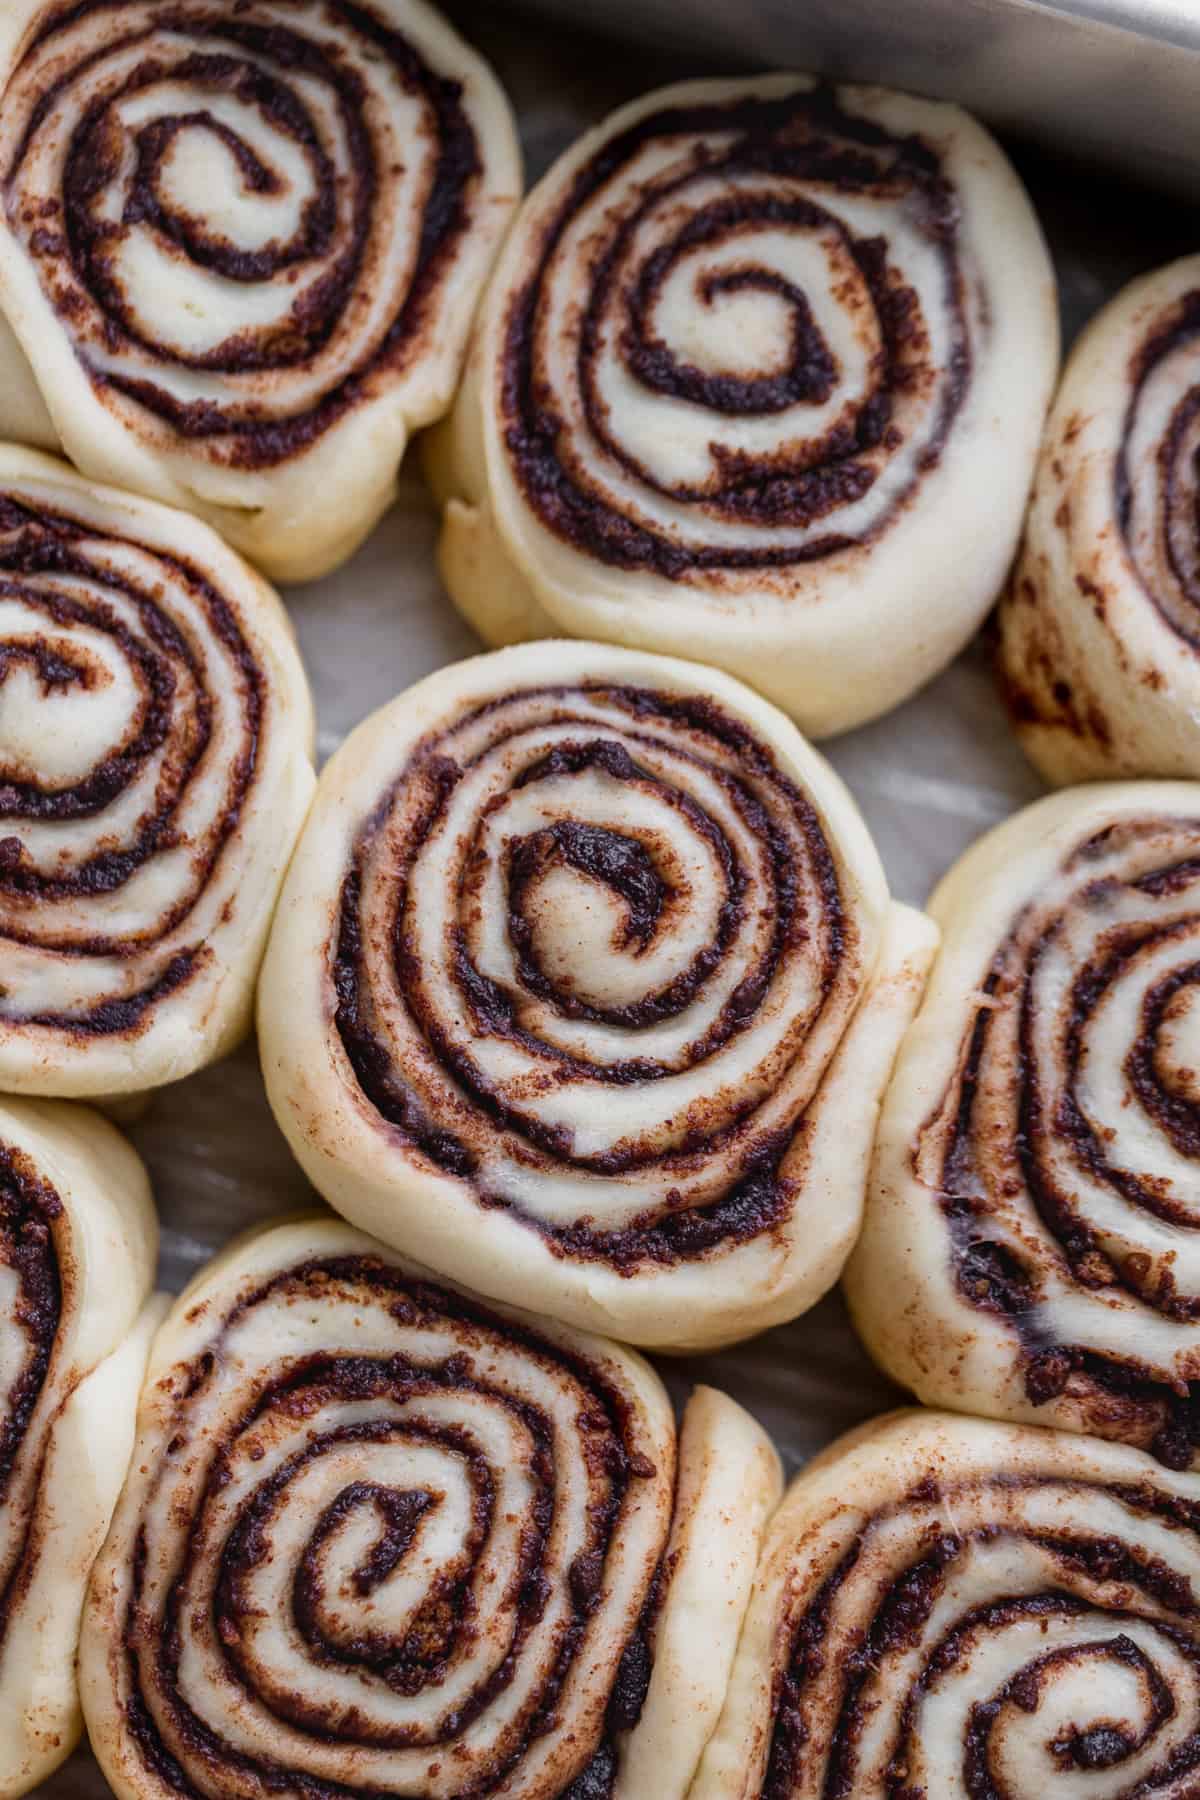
(257, 640, 937, 1352)
(999, 256, 1200, 783)
(0, 444, 315, 1098)
(846, 782, 1200, 1470)
(0, 0, 520, 583)
(426, 74, 1058, 738)
(693, 1408, 1200, 1800)
(0, 1094, 159, 1797)
(80, 1215, 782, 1800)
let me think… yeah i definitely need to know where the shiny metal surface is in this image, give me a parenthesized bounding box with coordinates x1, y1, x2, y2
(513, 0, 1200, 193)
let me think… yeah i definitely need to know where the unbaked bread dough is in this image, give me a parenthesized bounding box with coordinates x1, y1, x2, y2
(427, 74, 1057, 736)
(1000, 254, 1200, 782)
(0, 0, 520, 582)
(0, 444, 315, 1096)
(847, 782, 1200, 1467)
(694, 1408, 1200, 1797)
(81, 1214, 780, 1800)
(257, 639, 937, 1351)
(0, 1095, 159, 1796)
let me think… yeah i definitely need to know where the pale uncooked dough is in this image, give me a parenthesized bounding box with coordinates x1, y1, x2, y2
(693, 1408, 1200, 1797)
(0, 1096, 159, 1797)
(81, 1214, 779, 1800)
(847, 782, 1200, 1465)
(0, 444, 315, 1096)
(257, 639, 937, 1351)
(1000, 254, 1200, 782)
(0, 0, 521, 582)
(427, 74, 1058, 736)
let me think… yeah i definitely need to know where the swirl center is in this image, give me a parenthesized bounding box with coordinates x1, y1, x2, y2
(500, 84, 969, 575)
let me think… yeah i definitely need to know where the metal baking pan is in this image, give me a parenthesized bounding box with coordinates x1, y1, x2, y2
(44, 0, 1200, 1793)
(511, 0, 1200, 194)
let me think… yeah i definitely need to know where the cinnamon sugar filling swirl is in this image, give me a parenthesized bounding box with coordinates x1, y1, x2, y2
(0, 1095, 158, 1796)
(695, 1410, 1200, 1800)
(1000, 254, 1200, 783)
(0, 0, 520, 581)
(848, 783, 1200, 1469)
(428, 74, 1056, 736)
(0, 445, 314, 1098)
(258, 641, 936, 1351)
(81, 1216, 780, 1800)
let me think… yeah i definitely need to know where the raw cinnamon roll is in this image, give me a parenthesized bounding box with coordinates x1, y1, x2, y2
(0, 1094, 159, 1796)
(1000, 255, 1200, 783)
(426, 74, 1057, 738)
(846, 782, 1200, 1469)
(257, 640, 937, 1351)
(0, 0, 520, 584)
(80, 1215, 782, 1800)
(0, 444, 314, 1098)
(693, 1408, 1200, 1799)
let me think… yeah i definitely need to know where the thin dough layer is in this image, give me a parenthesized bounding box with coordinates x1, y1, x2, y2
(81, 1215, 781, 1800)
(1000, 255, 1200, 783)
(258, 640, 937, 1351)
(0, 1095, 159, 1797)
(693, 1409, 1200, 1799)
(0, 444, 315, 1097)
(427, 74, 1057, 737)
(0, 0, 520, 582)
(847, 782, 1200, 1468)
